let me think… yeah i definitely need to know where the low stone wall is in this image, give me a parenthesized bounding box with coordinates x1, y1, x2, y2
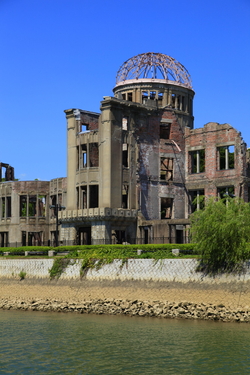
(1, 297, 250, 323)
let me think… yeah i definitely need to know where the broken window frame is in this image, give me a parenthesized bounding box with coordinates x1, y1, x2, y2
(160, 157, 173, 181)
(160, 197, 173, 219)
(190, 149, 205, 174)
(218, 146, 234, 170)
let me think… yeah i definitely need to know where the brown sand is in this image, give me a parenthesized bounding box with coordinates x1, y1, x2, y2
(1, 278, 249, 309)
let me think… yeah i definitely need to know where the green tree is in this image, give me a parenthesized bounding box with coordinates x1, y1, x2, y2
(190, 197, 250, 274)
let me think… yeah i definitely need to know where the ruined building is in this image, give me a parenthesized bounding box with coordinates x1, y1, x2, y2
(1, 52, 250, 246)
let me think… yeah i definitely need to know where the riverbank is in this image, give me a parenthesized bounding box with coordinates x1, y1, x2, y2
(1, 294, 250, 323)
(1, 258, 250, 322)
(0, 278, 250, 322)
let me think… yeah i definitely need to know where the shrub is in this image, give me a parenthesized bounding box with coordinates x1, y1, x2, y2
(190, 197, 250, 274)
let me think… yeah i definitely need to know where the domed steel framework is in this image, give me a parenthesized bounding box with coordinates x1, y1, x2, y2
(116, 52, 192, 89)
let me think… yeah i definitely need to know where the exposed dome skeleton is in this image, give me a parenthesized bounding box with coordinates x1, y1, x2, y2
(116, 52, 192, 89)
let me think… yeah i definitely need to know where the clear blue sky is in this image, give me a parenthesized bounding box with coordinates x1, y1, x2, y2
(1, 0, 250, 181)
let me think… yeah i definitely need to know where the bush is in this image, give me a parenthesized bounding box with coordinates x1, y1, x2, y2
(190, 197, 250, 274)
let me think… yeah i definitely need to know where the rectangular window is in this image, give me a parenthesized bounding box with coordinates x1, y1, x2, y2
(20, 195, 27, 217)
(6, 197, 11, 217)
(81, 186, 87, 209)
(1, 198, 5, 218)
(160, 157, 173, 181)
(127, 92, 132, 101)
(89, 143, 99, 167)
(218, 146, 234, 170)
(89, 185, 98, 208)
(122, 117, 128, 130)
(190, 149, 205, 173)
(122, 144, 129, 168)
(142, 91, 148, 103)
(82, 144, 87, 168)
(160, 124, 170, 139)
(122, 185, 129, 209)
(0, 232, 8, 247)
(38, 195, 46, 217)
(161, 198, 173, 219)
(150, 91, 156, 100)
(189, 190, 204, 213)
(29, 196, 37, 217)
(218, 186, 235, 199)
(81, 123, 88, 132)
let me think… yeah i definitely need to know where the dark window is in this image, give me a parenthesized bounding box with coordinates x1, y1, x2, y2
(89, 143, 99, 167)
(160, 124, 170, 139)
(218, 146, 234, 170)
(189, 190, 205, 213)
(127, 92, 132, 101)
(190, 150, 205, 173)
(218, 186, 235, 199)
(122, 144, 129, 167)
(161, 198, 173, 219)
(89, 185, 98, 208)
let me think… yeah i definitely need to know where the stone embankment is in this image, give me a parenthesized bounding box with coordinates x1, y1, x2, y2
(1, 298, 250, 323)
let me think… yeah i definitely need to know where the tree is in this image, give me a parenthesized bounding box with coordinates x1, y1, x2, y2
(190, 197, 250, 273)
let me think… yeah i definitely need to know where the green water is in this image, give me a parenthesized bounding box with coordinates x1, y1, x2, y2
(0, 310, 250, 375)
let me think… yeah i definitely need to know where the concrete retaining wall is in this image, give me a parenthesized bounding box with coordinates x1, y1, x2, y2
(0, 258, 250, 283)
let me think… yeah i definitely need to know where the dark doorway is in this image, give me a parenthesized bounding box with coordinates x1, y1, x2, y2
(176, 230, 183, 244)
(78, 227, 91, 245)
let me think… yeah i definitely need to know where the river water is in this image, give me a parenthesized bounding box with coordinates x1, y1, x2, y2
(0, 310, 249, 375)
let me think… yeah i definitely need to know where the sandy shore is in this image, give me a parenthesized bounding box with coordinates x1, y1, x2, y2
(0, 278, 249, 311)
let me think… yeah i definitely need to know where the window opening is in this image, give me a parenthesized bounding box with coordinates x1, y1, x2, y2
(38, 195, 46, 217)
(89, 185, 98, 208)
(122, 93, 126, 100)
(1, 198, 5, 218)
(89, 143, 99, 167)
(20, 195, 27, 217)
(160, 124, 170, 139)
(81, 186, 87, 209)
(122, 185, 129, 209)
(122, 117, 128, 131)
(0, 232, 8, 247)
(160, 158, 173, 181)
(218, 186, 235, 199)
(28, 196, 36, 216)
(171, 94, 176, 108)
(122, 144, 129, 168)
(189, 190, 205, 213)
(82, 144, 87, 168)
(142, 91, 148, 103)
(218, 146, 234, 170)
(150, 91, 156, 100)
(81, 123, 88, 132)
(127, 92, 132, 101)
(6, 197, 11, 217)
(190, 149, 205, 173)
(161, 198, 173, 219)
